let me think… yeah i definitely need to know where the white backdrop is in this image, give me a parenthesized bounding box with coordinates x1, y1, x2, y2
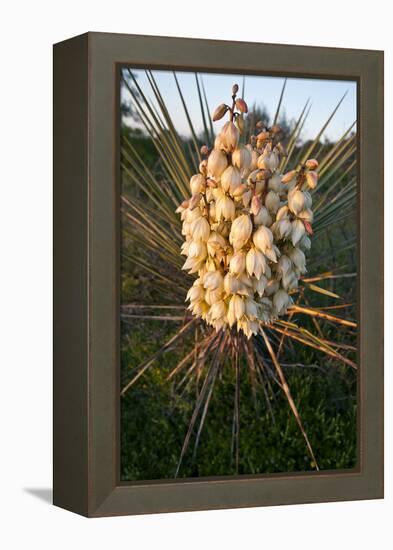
(0, 1, 391, 548)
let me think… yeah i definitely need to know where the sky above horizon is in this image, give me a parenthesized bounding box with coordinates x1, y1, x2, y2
(122, 69, 357, 143)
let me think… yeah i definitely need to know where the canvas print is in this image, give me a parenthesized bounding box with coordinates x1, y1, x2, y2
(119, 69, 357, 481)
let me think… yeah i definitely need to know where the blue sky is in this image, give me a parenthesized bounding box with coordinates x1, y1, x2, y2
(123, 69, 357, 143)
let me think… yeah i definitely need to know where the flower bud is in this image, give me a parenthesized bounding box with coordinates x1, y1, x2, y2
(232, 83, 239, 95)
(212, 103, 228, 122)
(236, 115, 245, 134)
(305, 158, 319, 170)
(281, 170, 297, 184)
(303, 221, 313, 235)
(235, 98, 248, 113)
(305, 170, 318, 189)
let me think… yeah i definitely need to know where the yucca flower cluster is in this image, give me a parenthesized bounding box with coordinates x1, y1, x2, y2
(177, 84, 319, 338)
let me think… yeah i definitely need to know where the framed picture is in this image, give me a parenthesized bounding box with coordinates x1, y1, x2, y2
(53, 32, 384, 517)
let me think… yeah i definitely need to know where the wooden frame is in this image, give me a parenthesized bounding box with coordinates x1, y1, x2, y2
(53, 32, 384, 517)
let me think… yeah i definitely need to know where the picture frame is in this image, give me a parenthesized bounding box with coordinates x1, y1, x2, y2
(53, 32, 384, 517)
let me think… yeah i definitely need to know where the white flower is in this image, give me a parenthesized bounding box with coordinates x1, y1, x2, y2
(207, 232, 226, 257)
(278, 255, 292, 276)
(207, 148, 228, 178)
(288, 189, 305, 215)
(229, 294, 245, 321)
(273, 289, 290, 315)
(177, 92, 317, 332)
(265, 190, 280, 213)
(220, 121, 239, 152)
(216, 196, 235, 221)
(245, 298, 258, 320)
(288, 247, 307, 273)
(232, 146, 252, 171)
(186, 284, 204, 302)
(190, 216, 210, 242)
(264, 246, 278, 263)
(253, 225, 273, 253)
(229, 251, 246, 277)
(246, 247, 266, 279)
(273, 218, 292, 239)
(299, 234, 311, 251)
(268, 173, 282, 193)
(190, 174, 205, 194)
(209, 300, 226, 320)
(253, 206, 272, 226)
(221, 166, 241, 193)
(306, 170, 318, 189)
(224, 272, 241, 294)
(264, 279, 279, 296)
(229, 214, 252, 251)
(203, 270, 223, 290)
(253, 275, 267, 297)
(182, 255, 205, 274)
(188, 240, 207, 259)
(242, 190, 252, 208)
(205, 287, 223, 305)
(291, 219, 306, 246)
(276, 205, 289, 221)
(298, 209, 314, 223)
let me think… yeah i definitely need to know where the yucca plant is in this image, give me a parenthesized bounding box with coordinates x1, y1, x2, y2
(120, 69, 357, 478)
